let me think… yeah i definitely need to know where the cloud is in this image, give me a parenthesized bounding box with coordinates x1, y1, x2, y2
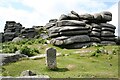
(0, 0, 119, 34)
(108, 3, 118, 36)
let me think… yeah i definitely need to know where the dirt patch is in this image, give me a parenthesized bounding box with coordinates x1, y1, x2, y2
(66, 64, 76, 70)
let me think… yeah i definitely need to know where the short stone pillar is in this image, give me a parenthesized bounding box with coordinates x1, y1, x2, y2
(46, 48, 57, 70)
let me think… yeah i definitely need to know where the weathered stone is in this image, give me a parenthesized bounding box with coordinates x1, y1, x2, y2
(91, 23, 101, 29)
(50, 36, 69, 45)
(67, 13, 79, 20)
(100, 11, 112, 22)
(46, 48, 57, 70)
(52, 36, 69, 40)
(6, 21, 16, 24)
(40, 33, 49, 39)
(101, 11, 112, 16)
(4, 32, 16, 41)
(101, 15, 112, 22)
(63, 42, 91, 49)
(49, 26, 89, 33)
(46, 11, 116, 48)
(80, 13, 94, 20)
(82, 20, 89, 23)
(60, 30, 89, 36)
(12, 37, 23, 42)
(21, 28, 37, 38)
(101, 37, 116, 41)
(50, 35, 90, 46)
(101, 41, 116, 45)
(48, 26, 60, 33)
(2, 76, 50, 79)
(20, 70, 36, 76)
(49, 19, 58, 23)
(102, 27, 115, 32)
(0, 32, 4, 42)
(49, 32, 60, 38)
(93, 13, 102, 20)
(56, 20, 86, 27)
(59, 14, 69, 20)
(100, 23, 116, 29)
(101, 31, 114, 36)
(1, 53, 28, 65)
(45, 23, 56, 29)
(3, 21, 23, 42)
(51, 39, 64, 46)
(90, 37, 101, 42)
(92, 28, 101, 32)
(89, 31, 101, 37)
(59, 26, 89, 31)
(70, 10, 80, 19)
(63, 35, 90, 45)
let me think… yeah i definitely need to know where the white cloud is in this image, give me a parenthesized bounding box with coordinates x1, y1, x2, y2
(0, 0, 119, 35)
(108, 3, 118, 36)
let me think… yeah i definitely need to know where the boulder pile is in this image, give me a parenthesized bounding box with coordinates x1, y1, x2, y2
(21, 28, 37, 38)
(3, 21, 22, 41)
(2, 21, 39, 42)
(45, 11, 116, 49)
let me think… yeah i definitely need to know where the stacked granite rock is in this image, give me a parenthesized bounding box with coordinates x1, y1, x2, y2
(21, 28, 37, 38)
(45, 12, 91, 49)
(46, 11, 116, 49)
(4, 21, 22, 41)
(100, 23, 116, 45)
(89, 23, 101, 44)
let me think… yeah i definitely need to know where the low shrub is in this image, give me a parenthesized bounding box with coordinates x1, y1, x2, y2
(90, 52, 100, 57)
(20, 46, 36, 57)
(2, 44, 18, 53)
(32, 48, 40, 54)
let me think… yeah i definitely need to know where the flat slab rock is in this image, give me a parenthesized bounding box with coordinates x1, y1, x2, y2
(29, 53, 61, 60)
(0, 53, 28, 65)
(1, 75, 50, 80)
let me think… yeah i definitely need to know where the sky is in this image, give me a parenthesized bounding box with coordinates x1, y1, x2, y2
(0, 0, 119, 36)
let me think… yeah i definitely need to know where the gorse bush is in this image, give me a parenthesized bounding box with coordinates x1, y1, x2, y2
(32, 48, 40, 54)
(20, 46, 40, 57)
(20, 46, 35, 57)
(2, 43, 18, 53)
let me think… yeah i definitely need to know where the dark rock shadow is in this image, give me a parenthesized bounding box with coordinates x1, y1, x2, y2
(46, 67, 69, 72)
(55, 68, 69, 72)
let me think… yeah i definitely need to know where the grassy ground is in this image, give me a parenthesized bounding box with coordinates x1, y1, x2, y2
(1, 45, 119, 78)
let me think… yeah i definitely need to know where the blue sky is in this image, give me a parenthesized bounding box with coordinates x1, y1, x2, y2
(0, 0, 119, 35)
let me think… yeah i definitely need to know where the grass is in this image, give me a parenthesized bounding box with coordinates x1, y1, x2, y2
(1, 45, 119, 78)
(0, 38, 119, 78)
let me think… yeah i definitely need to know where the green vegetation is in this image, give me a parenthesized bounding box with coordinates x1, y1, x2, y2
(0, 38, 119, 78)
(20, 46, 40, 57)
(0, 38, 47, 54)
(1, 51, 118, 78)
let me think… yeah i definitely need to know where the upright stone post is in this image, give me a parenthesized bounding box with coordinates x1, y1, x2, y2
(46, 48, 57, 70)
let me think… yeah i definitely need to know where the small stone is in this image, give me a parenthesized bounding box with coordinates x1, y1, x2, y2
(20, 70, 36, 76)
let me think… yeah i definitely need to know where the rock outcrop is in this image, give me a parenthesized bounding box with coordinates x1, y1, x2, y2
(21, 28, 37, 38)
(2, 21, 39, 42)
(0, 11, 117, 49)
(45, 11, 116, 49)
(3, 21, 22, 41)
